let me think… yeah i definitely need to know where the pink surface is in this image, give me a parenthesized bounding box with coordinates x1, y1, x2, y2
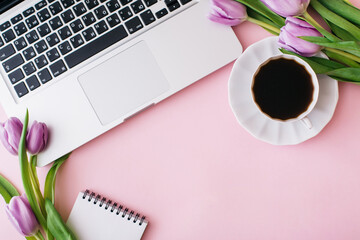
(2, 2, 360, 239)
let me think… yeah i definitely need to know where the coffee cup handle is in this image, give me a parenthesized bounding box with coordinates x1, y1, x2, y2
(301, 117, 312, 129)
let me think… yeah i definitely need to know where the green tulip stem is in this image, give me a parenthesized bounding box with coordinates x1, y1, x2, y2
(33, 231, 45, 240)
(29, 155, 46, 216)
(303, 11, 324, 30)
(19, 110, 47, 231)
(325, 47, 360, 63)
(247, 17, 280, 35)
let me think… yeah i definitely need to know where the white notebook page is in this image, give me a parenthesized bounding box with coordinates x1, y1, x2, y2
(67, 192, 148, 240)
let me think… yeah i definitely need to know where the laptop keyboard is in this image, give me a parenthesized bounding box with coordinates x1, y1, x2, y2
(0, 0, 193, 99)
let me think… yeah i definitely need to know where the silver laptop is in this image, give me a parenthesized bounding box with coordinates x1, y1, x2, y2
(0, 0, 242, 166)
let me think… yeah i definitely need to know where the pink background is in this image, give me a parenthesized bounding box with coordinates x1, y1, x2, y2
(2, 1, 360, 239)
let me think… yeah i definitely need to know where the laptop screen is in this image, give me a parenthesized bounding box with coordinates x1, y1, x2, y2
(0, 0, 23, 14)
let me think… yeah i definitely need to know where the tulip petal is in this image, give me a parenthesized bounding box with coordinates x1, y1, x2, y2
(261, 0, 309, 17)
(208, 0, 247, 26)
(5, 195, 39, 236)
(26, 121, 48, 155)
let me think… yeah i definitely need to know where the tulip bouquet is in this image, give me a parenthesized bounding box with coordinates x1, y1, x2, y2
(209, 0, 360, 83)
(0, 111, 76, 240)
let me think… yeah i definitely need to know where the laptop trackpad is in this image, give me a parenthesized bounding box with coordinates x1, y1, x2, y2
(78, 41, 170, 125)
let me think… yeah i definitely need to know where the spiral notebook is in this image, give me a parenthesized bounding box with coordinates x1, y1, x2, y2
(67, 190, 148, 240)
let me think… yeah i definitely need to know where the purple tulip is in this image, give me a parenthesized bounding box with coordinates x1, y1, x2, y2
(279, 17, 322, 57)
(260, 0, 310, 17)
(0, 117, 23, 155)
(208, 0, 247, 26)
(5, 195, 39, 236)
(26, 121, 48, 155)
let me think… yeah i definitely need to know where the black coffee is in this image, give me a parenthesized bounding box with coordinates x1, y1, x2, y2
(252, 58, 314, 120)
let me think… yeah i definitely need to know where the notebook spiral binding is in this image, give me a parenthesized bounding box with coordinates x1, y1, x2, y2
(82, 190, 146, 226)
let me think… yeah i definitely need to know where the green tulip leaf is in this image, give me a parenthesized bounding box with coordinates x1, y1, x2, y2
(318, 0, 360, 26)
(0, 184, 12, 203)
(234, 0, 285, 27)
(45, 199, 77, 240)
(0, 174, 19, 202)
(327, 21, 358, 41)
(44, 153, 71, 204)
(310, 0, 360, 39)
(280, 49, 345, 74)
(324, 49, 360, 68)
(247, 7, 279, 29)
(327, 68, 360, 82)
(300, 37, 360, 58)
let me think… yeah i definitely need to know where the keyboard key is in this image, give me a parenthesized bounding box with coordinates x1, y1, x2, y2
(49, 59, 67, 77)
(155, 8, 168, 19)
(58, 26, 72, 40)
(25, 15, 39, 29)
(14, 82, 29, 98)
(34, 40, 48, 54)
(106, 0, 121, 12)
(65, 24, 128, 68)
(94, 6, 108, 20)
(82, 12, 96, 26)
(25, 30, 39, 44)
(140, 10, 155, 26)
(2, 29, 16, 42)
(3, 54, 24, 72)
(46, 48, 60, 62)
(48, 0, 56, 3)
(37, 23, 51, 37)
(106, 14, 121, 28)
(125, 16, 142, 34)
(70, 34, 84, 48)
(0, 22, 11, 32)
(38, 68, 52, 83)
(23, 7, 35, 17)
(46, 33, 60, 46)
(82, 27, 96, 41)
(0, 37, 3, 47)
(0, 44, 15, 61)
(8, 68, 24, 84)
(34, 55, 48, 69)
(165, 0, 180, 12)
(14, 22, 27, 36)
(58, 41, 72, 55)
(14, 37, 28, 51)
(73, 2, 87, 16)
(34, 55, 48, 70)
(26, 75, 41, 91)
(35, 0, 47, 10)
(179, 0, 191, 4)
(120, 0, 132, 5)
(70, 19, 84, 33)
(119, 7, 132, 21)
(131, 0, 145, 14)
(49, 16, 63, 30)
(49, 1, 63, 15)
(11, 15, 23, 25)
(37, 8, 52, 22)
(23, 62, 37, 75)
(144, 0, 156, 7)
(94, 20, 108, 34)
(84, 0, 99, 10)
(61, 0, 75, 8)
(61, 9, 75, 23)
(23, 46, 37, 60)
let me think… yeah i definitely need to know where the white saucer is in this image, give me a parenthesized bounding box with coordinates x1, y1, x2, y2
(228, 37, 339, 145)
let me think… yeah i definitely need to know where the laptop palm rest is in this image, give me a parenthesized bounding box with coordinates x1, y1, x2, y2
(78, 41, 170, 125)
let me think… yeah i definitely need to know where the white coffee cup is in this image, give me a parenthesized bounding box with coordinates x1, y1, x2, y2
(251, 54, 319, 129)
